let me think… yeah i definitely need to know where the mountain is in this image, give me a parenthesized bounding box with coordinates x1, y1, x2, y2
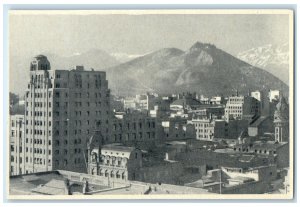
(106, 42, 288, 97)
(237, 43, 289, 85)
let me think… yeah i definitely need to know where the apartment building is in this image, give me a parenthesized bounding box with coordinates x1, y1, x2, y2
(23, 55, 110, 174)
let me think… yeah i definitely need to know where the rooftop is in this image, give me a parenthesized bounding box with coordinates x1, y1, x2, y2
(101, 143, 135, 153)
(249, 116, 270, 127)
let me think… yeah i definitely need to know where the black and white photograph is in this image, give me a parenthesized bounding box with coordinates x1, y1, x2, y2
(7, 9, 294, 199)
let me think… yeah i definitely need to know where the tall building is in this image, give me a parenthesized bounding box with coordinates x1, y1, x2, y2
(23, 55, 110, 174)
(10, 114, 25, 175)
(274, 97, 289, 143)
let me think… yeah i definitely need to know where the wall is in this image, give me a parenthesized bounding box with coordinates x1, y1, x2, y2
(138, 161, 184, 185)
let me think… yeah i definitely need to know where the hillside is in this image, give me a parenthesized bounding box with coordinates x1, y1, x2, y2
(106, 42, 289, 97)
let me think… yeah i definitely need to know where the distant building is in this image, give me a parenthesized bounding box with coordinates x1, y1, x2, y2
(161, 117, 196, 141)
(123, 97, 137, 110)
(233, 139, 289, 169)
(251, 90, 270, 116)
(224, 95, 260, 122)
(110, 111, 158, 144)
(170, 93, 201, 111)
(269, 90, 281, 102)
(135, 93, 157, 111)
(274, 97, 289, 143)
(190, 105, 224, 119)
(123, 93, 157, 111)
(189, 117, 248, 140)
(210, 96, 225, 105)
(189, 117, 225, 140)
(149, 98, 172, 118)
(248, 116, 274, 137)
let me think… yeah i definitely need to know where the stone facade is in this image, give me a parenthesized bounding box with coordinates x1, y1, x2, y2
(87, 143, 143, 182)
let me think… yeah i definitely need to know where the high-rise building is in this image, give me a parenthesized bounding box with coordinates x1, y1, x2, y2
(23, 55, 111, 174)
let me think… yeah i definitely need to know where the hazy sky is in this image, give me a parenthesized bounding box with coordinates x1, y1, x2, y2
(10, 13, 289, 56)
(9, 12, 290, 95)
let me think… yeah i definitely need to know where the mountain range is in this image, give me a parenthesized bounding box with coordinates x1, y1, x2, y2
(10, 42, 289, 97)
(106, 42, 288, 97)
(237, 43, 289, 85)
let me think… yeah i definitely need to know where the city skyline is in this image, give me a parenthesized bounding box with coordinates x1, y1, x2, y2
(7, 9, 293, 199)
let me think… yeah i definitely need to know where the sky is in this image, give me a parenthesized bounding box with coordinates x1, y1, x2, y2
(9, 11, 290, 95)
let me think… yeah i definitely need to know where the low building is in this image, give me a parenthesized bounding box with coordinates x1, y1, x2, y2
(9, 170, 214, 195)
(233, 141, 289, 168)
(170, 93, 201, 111)
(190, 105, 224, 119)
(87, 143, 143, 183)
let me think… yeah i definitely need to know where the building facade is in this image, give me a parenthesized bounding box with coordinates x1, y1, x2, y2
(10, 114, 25, 175)
(189, 117, 248, 141)
(110, 111, 158, 144)
(224, 96, 260, 122)
(23, 55, 111, 174)
(88, 143, 143, 182)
